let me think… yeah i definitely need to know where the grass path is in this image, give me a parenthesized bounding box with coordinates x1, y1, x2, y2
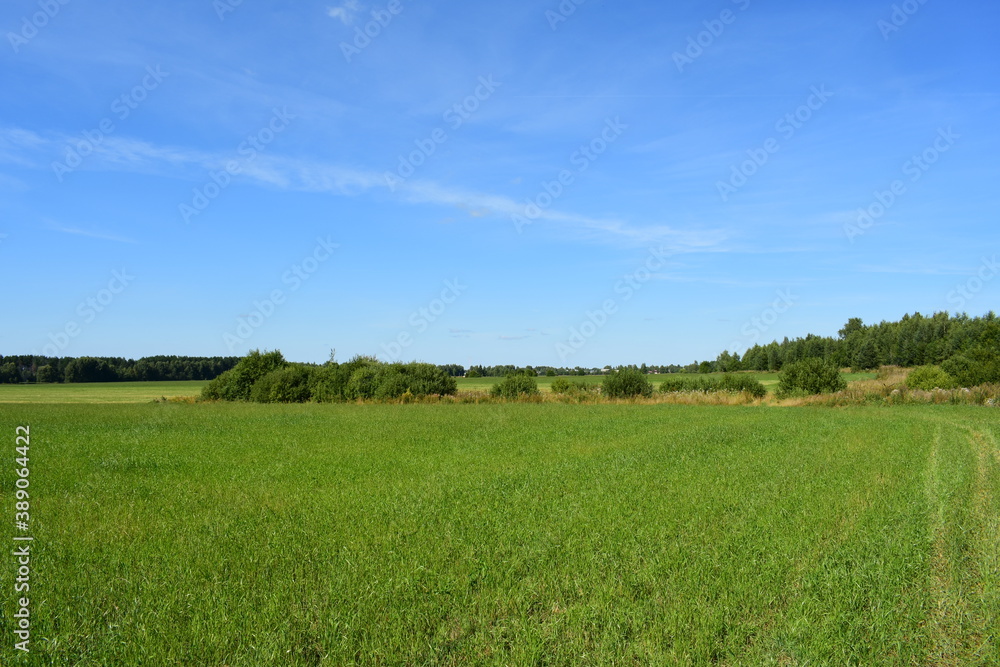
(921, 415, 1000, 665)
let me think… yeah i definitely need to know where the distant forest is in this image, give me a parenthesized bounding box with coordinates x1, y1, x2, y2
(721, 311, 998, 380)
(1, 311, 997, 385)
(0, 355, 240, 384)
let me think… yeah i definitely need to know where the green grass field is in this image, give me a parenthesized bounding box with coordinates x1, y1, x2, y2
(1, 399, 997, 664)
(0, 381, 208, 403)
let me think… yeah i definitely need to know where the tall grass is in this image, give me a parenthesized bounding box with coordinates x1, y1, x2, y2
(0, 403, 997, 664)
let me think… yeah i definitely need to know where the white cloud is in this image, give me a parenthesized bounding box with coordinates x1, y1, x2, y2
(0, 125, 729, 252)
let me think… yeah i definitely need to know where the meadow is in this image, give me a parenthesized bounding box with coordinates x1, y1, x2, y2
(1, 396, 997, 664)
(0, 380, 208, 404)
(455, 372, 877, 395)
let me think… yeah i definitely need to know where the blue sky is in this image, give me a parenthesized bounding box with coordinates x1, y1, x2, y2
(1, 0, 997, 367)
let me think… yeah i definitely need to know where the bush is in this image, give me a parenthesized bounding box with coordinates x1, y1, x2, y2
(372, 365, 408, 400)
(401, 362, 458, 397)
(345, 363, 381, 400)
(201, 350, 287, 401)
(942, 348, 1000, 387)
(602, 368, 653, 399)
(659, 376, 695, 393)
(659, 374, 765, 398)
(490, 373, 539, 399)
(338, 359, 459, 401)
(550, 378, 571, 393)
(777, 358, 847, 395)
(906, 365, 957, 391)
(308, 363, 351, 403)
(250, 364, 313, 403)
(717, 374, 767, 398)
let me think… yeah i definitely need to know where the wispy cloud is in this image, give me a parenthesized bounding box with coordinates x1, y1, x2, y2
(49, 224, 138, 244)
(855, 264, 974, 276)
(0, 126, 729, 251)
(327, 1, 362, 25)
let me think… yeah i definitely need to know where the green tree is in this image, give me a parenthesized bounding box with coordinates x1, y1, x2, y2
(35, 365, 58, 383)
(0, 362, 19, 384)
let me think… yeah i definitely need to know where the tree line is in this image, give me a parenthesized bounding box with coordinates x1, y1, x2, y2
(3, 311, 996, 386)
(708, 311, 999, 386)
(0, 355, 241, 384)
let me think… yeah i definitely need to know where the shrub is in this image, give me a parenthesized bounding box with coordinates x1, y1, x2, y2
(659, 374, 765, 398)
(326, 359, 459, 402)
(201, 350, 287, 401)
(401, 362, 458, 397)
(777, 358, 847, 395)
(717, 374, 767, 398)
(490, 373, 539, 399)
(906, 365, 957, 391)
(373, 365, 408, 400)
(550, 378, 571, 394)
(943, 347, 1000, 387)
(309, 363, 352, 403)
(250, 364, 313, 403)
(602, 368, 653, 399)
(345, 363, 381, 400)
(659, 377, 693, 393)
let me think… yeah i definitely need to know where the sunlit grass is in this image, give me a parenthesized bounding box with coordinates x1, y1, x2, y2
(0, 381, 208, 403)
(0, 402, 996, 664)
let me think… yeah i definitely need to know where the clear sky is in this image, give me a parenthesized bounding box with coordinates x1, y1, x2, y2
(2, 0, 997, 367)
